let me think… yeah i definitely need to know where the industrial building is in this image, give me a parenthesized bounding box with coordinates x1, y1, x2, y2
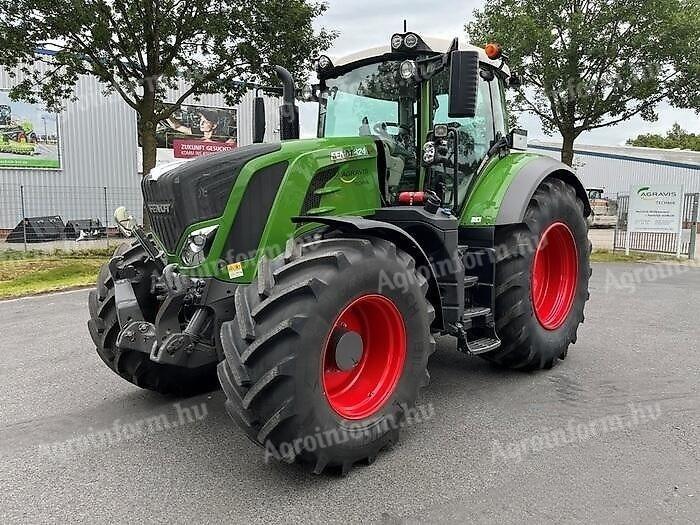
(0, 61, 282, 232)
(529, 141, 700, 196)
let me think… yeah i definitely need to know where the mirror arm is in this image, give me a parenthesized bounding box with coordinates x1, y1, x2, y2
(451, 130, 459, 213)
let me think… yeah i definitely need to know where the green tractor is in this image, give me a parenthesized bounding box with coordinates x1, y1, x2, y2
(88, 33, 591, 474)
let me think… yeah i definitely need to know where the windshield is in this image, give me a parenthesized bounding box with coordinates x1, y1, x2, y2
(319, 61, 419, 191)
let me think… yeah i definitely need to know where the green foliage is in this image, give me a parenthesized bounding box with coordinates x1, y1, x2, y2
(467, 0, 700, 163)
(627, 123, 700, 151)
(0, 0, 336, 172)
(0, 142, 35, 154)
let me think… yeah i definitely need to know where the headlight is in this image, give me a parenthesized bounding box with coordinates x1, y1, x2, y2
(317, 55, 332, 70)
(391, 34, 404, 50)
(400, 60, 417, 80)
(422, 141, 436, 165)
(181, 226, 218, 266)
(301, 84, 314, 101)
(434, 124, 449, 138)
(404, 33, 419, 49)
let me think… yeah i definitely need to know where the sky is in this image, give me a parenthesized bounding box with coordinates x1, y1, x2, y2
(0, 90, 59, 135)
(299, 0, 699, 146)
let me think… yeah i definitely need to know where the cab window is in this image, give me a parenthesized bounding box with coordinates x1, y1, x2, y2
(490, 78, 508, 137)
(432, 69, 495, 207)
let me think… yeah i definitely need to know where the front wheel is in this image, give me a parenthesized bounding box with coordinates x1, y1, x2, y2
(217, 235, 436, 474)
(87, 240, 218, 396)
(483, 177, 591, 370)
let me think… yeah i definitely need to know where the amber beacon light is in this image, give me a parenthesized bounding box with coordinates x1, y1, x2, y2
(485, 43, 503, 60)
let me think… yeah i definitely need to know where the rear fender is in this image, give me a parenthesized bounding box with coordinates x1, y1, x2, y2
(461, 154, 591, 227)
(497, 156, 591, 224)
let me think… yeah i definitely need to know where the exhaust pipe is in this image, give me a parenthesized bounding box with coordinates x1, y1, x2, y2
(274, 65, 300, 140)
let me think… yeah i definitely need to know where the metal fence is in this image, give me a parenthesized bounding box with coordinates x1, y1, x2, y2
(0, 183, 142, 252)
(613, 193, 699, 259)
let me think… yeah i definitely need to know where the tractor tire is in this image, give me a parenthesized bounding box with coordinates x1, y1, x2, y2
(218, 235, 436, 475)
(483, 177, 591, 371)
(87, 240, 218, 396)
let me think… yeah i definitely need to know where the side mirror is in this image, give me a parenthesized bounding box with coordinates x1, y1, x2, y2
(448, 50, 480, 119)
(114, 206, 135, 237)
(508, 128, 528, 151)
(253, 96, 266, 143)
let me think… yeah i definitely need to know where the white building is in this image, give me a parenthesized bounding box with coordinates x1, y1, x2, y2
(529, 141, 700, 197)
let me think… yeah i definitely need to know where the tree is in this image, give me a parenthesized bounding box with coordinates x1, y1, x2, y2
(0, 0, 335, 176)
(627, 123, 700, 151)
(467, 0, 700, 166)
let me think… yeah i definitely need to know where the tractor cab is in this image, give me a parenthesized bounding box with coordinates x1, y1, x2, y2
(303, 34, 516, 211)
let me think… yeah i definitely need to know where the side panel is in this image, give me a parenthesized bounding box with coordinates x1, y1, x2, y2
(179, 137, 382, 282)
(460, 152, 590, 227)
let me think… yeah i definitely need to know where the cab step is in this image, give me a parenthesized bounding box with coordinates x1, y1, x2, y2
(453, 321, 501, 355)
(463, 306, 490, 319)
(465, 337, 501, 355)
(464, 275, 478, 288)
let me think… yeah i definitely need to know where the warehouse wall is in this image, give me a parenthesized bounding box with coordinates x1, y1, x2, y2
(529, 144, 700, 196)
(0, 62, 282, 229)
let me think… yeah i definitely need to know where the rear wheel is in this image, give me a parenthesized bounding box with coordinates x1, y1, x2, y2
(483, 177, 591, 370)
(87, 240, 218, 396)
(218, 235, 436, 474)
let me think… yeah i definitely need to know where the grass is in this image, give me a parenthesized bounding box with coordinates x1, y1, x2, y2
(0, 246, 689, 301)
(590, 249, 684, 263)
(0, 247, 114, 261)
(0, 252, 108, 299)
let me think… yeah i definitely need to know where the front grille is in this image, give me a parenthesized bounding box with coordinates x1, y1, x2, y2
(141, 143, 281, 253)
(142, 179, 182, 252)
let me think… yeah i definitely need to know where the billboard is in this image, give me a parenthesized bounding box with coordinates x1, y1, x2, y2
(628, 185, 684, 234)
(140, 104, 238, 167)
(0, 91, 60, 169)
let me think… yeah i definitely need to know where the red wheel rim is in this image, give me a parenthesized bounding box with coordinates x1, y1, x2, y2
(531, 222, 578, 330)
(322, 294, 406, 420)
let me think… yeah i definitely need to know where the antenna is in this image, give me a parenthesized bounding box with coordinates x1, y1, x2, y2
(403, 19, 407, 32)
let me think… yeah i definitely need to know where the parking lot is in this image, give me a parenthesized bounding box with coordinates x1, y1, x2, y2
(1, 262, 698, 523)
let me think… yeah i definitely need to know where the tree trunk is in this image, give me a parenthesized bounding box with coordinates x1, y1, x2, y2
(561, 133, 576, 167)
(139, 122, 158, 230)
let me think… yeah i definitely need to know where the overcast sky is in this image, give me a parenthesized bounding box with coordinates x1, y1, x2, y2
(299, 0, 698, 146)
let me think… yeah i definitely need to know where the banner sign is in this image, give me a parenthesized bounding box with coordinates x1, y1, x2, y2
(0, 91, 60, 169)
(628, 185, 683, 234)
(140, 104, 238, 167)
(172, 138, 237, 158)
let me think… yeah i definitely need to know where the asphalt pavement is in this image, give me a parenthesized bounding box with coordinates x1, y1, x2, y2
(1, 262, 698, 524)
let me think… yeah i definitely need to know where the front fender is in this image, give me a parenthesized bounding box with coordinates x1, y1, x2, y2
(293, 215, 445, 330)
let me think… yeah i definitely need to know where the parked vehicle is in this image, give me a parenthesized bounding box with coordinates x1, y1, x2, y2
(587, 187, 617, 228)
(88, 33, 591, 474)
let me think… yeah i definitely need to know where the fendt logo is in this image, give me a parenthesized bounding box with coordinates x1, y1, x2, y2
(147, 202, 173, 214)
(330, 146, 370, 163)
(637, 187, 678, 200)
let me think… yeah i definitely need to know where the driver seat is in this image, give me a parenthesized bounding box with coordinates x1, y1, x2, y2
(386, 154, 405, 189)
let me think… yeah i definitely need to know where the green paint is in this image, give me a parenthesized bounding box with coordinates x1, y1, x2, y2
(459, 152, 540, 226)
(176, 136, 381, 283)
(0, 157, 60, 168)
